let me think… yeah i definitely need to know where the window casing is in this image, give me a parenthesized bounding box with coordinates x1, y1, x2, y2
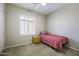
(20, 15, 36, 35)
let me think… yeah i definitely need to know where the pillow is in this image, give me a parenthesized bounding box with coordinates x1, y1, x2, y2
(40, 32, 49, 35)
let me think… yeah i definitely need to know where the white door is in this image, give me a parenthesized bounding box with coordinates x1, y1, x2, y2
(0, 3, 5, 53)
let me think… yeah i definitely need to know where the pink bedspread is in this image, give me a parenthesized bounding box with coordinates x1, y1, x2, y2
(40, 34, 69, 51)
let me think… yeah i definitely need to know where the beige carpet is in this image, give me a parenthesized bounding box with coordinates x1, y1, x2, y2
(2, 43, 79, 56)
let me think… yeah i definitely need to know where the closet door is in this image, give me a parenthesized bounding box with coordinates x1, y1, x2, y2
(0, 3, 5, 53)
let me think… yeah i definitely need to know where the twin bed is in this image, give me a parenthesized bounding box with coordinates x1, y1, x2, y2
(40, 32, 69, 51)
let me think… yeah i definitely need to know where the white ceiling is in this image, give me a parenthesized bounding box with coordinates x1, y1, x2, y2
(11, 3, 68, 15)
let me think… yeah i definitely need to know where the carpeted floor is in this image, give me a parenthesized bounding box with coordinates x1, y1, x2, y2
(2, 43, 79, 56)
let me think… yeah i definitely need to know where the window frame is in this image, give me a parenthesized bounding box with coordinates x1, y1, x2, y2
(20, 15, 36, 35)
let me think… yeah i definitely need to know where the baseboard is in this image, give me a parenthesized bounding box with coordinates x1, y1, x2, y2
(69, 47, 79, 52)
(4, 42, 32, 49)
(4, 42, 79, 52)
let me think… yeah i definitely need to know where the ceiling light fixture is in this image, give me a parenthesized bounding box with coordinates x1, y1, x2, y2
(41, 3, 46, 6)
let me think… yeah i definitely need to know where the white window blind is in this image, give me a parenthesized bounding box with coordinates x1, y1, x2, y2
(20, 15, 36, 35)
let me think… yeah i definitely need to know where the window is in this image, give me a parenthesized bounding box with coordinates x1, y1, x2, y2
(20, 15, 36, 35)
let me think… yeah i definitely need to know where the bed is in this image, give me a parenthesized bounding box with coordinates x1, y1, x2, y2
(40, 33, 69, 51)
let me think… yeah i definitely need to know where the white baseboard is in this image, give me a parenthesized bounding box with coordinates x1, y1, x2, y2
(69, 47, 79, 52)
(4, 42, 79, 52)
(4, 42, 32, 49)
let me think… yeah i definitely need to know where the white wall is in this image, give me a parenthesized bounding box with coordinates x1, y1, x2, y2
(5, 4, 46, 48)
(0, 3, 5, 52)
(47, 4, 79, 50)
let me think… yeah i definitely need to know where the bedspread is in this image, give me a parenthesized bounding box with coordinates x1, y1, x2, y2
(40, 34, 69, 51)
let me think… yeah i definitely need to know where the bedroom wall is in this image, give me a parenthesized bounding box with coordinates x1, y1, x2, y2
(47, 4, 79, 50)
(5, 4, 46, 48)
(0, 3, 5, 52)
